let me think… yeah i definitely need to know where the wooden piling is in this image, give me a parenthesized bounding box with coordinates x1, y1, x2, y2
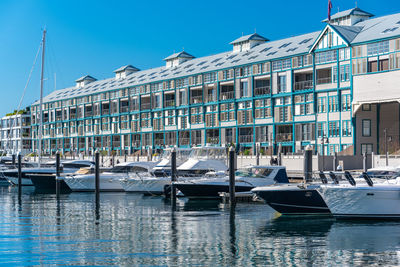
(229, 146, 235, 205)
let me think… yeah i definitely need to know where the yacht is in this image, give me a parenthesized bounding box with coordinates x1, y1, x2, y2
(120, 146, 225, 194)
(175, 165, 289, 198)
(29, 160, 95, 193)
(2, 161, 58, 186)
(63, 161, 158, 192)
(151, 147, 192, 177)
(318, 174, 400, 219)
(176, 146, 228, 176)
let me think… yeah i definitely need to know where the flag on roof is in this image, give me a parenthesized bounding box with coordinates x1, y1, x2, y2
(328, 0, 333, 21)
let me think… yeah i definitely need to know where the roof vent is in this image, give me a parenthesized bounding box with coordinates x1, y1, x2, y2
(323, 7, 373, 26)
(164, 51, 195, 68)
(114, 65, 140, 79)
(230, 33, 269, 53)
(75, 75, 96, 88)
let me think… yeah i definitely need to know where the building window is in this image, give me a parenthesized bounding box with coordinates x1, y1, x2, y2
(328, 95, 338, 112)
(341, 94, 351, 111)
(278, 75, 286, 93)
(340, 65, 350, 82)
(315, 50, 337, 64)
(361, 143, 373, 154)
(240, 81, 250, 97)
(362, 119, 371, 136)
(342, 120, 352, 137)
(362, 104, 371, 111)
(317, 97, 326, 113)
(367, 41, 389, 56)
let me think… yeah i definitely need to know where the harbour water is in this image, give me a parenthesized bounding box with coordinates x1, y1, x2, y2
(0, 186, 400, 266)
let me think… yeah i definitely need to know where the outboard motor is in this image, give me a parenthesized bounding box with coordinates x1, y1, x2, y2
(362, 172, 374, 187)
(328, 171, 339, 184)
(344, 171, 356, 186)
(318, 171, 328, 184)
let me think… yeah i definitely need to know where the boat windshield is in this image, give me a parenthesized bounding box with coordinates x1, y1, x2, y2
(235, 167, 273, 178)
(189, 148, 226, 160)
(366, 170, 400, 179)
(110, 165, 149, 173)
(161, 149, 192, 160)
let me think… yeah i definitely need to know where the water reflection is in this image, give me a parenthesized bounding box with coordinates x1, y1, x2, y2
(0, 186, 399, 265)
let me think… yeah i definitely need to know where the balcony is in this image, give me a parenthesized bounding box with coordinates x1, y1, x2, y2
(154, 139, 164, 146)
(191, 137, 202, 145)
(316, 77, 332, 85)
(294, 80, 313, 91)
(276, 133, 293, 142)
(206, 94, 217, 103)
(220, 91, 234, 100)
(101, 109, 109, 115)
(141, 103, 151, 110)
(239, 135, 253, 143)
(164, 99, 175, 107)
(191, 96, 203, 104)
(120, 106, 129, 113)
(206, 137, 219, 144)
(179, 138, 190, 146)
(254, 86, 271, 96)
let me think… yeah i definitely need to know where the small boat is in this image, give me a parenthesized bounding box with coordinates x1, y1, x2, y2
(175, 165, 289, 199)
(63, 161, 158, 192)
(151, 147, 191, 177)
(120, 146, 227, 195)
(318, 173, 400, 219)
(2, 161, 56, 186)
(29, 160, 95, 193)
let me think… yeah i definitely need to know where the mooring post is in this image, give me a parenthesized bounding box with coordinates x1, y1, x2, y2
(124, 150, 127, 162)
(277, 144, 282, 166)
(363, 152, 367, 172)
(256, 143, 260, 166)
(333, 152, 337, 171)
(56, 151, 60, 198)
(170, 147, 177, 201)
(304, 145, 313, 183)
(371, 152, 375, 168)
(17, 154, 22, 201)
(12, 154, 16, 166)
(95, 150, 100, 207)
(229, 146, 236, 206)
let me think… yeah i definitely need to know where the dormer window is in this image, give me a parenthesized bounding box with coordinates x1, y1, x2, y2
(164, 51, 195, 68)
(75, 75, 96, 88)
(114, 65, 140, 79)
(323, 7, 373, 26)
(230, 33, 268, 53)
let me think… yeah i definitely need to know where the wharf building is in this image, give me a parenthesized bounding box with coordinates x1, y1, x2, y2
(30, 8, 400, 156)
(0, 110, 31, 156)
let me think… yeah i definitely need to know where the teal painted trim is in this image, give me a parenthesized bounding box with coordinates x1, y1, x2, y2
(376, 103, 380, 154)
(352, 34, 400, 46)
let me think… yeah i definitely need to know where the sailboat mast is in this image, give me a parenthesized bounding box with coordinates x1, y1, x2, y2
(38, 29, 46, 166)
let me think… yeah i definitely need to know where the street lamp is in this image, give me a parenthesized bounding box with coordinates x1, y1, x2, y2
(321, 135, 329, 171)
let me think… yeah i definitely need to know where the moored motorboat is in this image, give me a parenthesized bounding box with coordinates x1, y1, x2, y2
(175, 165, 289, 199)
(63, 161, 158, 192)
(318, 174, 400, 219)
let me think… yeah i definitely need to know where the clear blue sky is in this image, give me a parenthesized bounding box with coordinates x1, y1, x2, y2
(0, 0, 398, 116)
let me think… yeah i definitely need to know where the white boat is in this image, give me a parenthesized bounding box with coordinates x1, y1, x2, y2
(318, 174, 400, 218)
(120, 146, 227, 194)
(175, 165, 289, 198)
(63, 161, 158, 192)
(151, 147, 192, 177)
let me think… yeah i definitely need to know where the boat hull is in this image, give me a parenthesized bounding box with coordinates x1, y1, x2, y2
(253, 186, 330, 215)
(30, 174, 72, 194)
(320, 185, 400, 218)
(120, 178, 169, 194)
(176, 183, 253, 198)
(64, 174, 124, 192)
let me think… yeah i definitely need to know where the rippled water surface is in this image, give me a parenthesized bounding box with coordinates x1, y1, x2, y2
(0, 185, 400, 266)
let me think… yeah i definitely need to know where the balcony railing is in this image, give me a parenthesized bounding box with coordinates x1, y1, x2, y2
(220, 91, 234, 100)
(206, 137, 219, 144)
(191, 137, 202, 145)
(254, 86, 271, 96)
(164, 100, 175, 107)
(256, 135, 269, 143)
(191, 96, 203, 104)
(276, 133, 293, 142)
(179, 138, 190, 145)
(141, 103, 151, 110)
(120, 106, 129, 113)
(154, 139, 164, 146)
(294, 80, 313, 90)
(101, 109, 109, 115)
(206, 94, 217, 102)
(239, 135, 253, 143)
(316, 77, 332, 85)
(225, 136, 233, 144)
(85, 112, 93, 117)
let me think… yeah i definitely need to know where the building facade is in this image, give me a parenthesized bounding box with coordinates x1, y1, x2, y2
(30, 8, 400, 156)
(0, 110, 31, 156)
